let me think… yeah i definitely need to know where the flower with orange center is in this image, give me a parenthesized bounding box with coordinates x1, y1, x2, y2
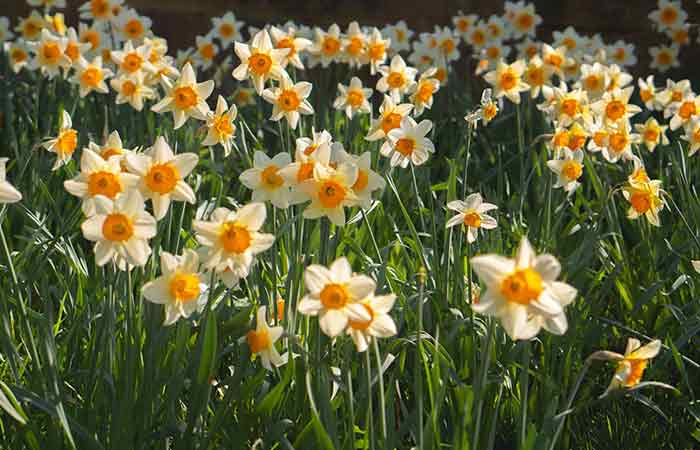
(270, 25, 312, 69)
(668, 95, 700, 130)
(622, 179, 664, 226)
(470, 237, 577, 340)
(42, 110, 80, 170)
(16, 11, 46, 40)
(5, 40, 31, 74)
(142, 250, 208, 325)
(332, 147, 385, 210)
(523, 56, 550, 99)
(81, 189, 156, 270)
(382, 117, 435, 168)
(376, 54, 418, 103)
(408, 67, 441, 117)
(297, 160, 359, 226)
(635, 117, 668, 152)
(298, 257, 375, 337)
(262, 75, 314, 130)
(240, 150, 294, 209)
(211, 12, 243, 46)
(483, 60, 529, 104)
(334, 77, 373, 119)
(366, 95, 413, 141)
(203, 95, 238, 156)
(194, 34, 218, 70)
(366, 27, 390, 74)
(193, 203, 275, 283)
(233, 29, 289, 94)
(125, 136, 198, 220)
(636, 75, 658, 110)
(70, 55, 113, 97)
(591, 338, 664, 397)
(152, 63, 213, 129)
(648, 0, 686, 32)
(114, 9, 150, 43)
(111, 72, 155, 112)
(592, 87, 640, 125)
(110, 40, 156, 76)
(547, 149, 585, 193)
(245, 306, 286, 370)
(29, 29, 70, 78)
(649, 44, 679, 73)
(79, 0, 120, 22)
(446, 192, 498, 243)
(511, 5, 541, 37)
(347, 294, 398, 352)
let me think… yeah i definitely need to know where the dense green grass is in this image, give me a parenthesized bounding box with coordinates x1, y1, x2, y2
(0, 50, 699, 450)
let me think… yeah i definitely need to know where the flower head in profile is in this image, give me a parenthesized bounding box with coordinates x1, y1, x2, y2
(70, 56, 113, 97)
(43, 110, 78, 170)
(64, 146, 139, 216)
(202, 96, 237, 156)
(681, 118, 700, 156)
(446, 193, 498, 243)
(192, 203, 274, 286)
(546, 149, 584, 193)
(232, 29, 289, 94)
(366, 95, 413, 141)
(142, 249, 208, 325)
(376, 55, 418, 103)
(381, 117, 435, 168)
(0, 158, 22, 204)
(262, 75, 314, 130)
(80, 189, 157, 270)
(334, 77, 373, 119)
(151, 62, 213, 129)
(465, 88, 499, 127)
(590, 338, 663, 397)
(470, 237, 578, 340)
(622, 179, 664, 226)
(93, 130, 133, 168)
(347, 294, 397, 352)
(246, 306, 286, 370)
(297, 257, 374, 338)
(240, 151, 293, 209)
(125, 137, 198, 220)
(483, 60, 529, 104)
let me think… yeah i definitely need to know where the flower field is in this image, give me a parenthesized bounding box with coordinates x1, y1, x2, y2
(0, 0, 699, 448)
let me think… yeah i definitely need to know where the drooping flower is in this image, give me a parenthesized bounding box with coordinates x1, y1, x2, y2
(465, 88, 499, 127)
(591, 338, 662, 396)
(470, 237, 578, 340)
(80, 189, 157, 270)
(297, 257, 374, 338)
(142, 249, 208, 325)
(42, 110, 78, 170)
(246, 306, 286, 370)
(240, 151, 294, 209)
(151, 62, 213, 129)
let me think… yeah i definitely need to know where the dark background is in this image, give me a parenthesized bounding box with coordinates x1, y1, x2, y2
(4, 0, 700, 79)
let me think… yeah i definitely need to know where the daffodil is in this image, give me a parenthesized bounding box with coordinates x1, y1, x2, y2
(541, 44, 568, 76)
(331, 147, 385, 209)
(202, 95, 237, 156)
(510, 3, 541, 38)
(94, 130, 133, 167)
(637, 75, 659, 110)
(591, 87, 641, 125)
(452, 12, 477, 39)
(576, 62, 609, 101)
(608, 40, 637, 67)
(522, 56, 552, 99)
(15, 11, 46, 41)
(192, 202, 275, 284)
(152, 62, 213, 129)
(4, 39, 32, 73)
(635, 118, 668, 152)
(465, 88, 499, 127)
(211, 12, 244, 48)
(365, 95, 413, 141)
(297, 257, 374, 338)
(649, 44, 680, 73)
(64, 146, 139, 216)
(278, 132, 332, 203)
(483, 60, 529, 104)
(269, 25, 311, 70)
(666, 93, 700, 131)
(261, 75, 314, 130)
(62, 27, 91, 67)
(334, 76, 373, 119)
(142, 249, 208, 325)
(70, 56, 113, 97)
(623, 179, 664, 226)
(110, 71, 156, 111)
(77, 23, 105, 56)
(446, 193, 498, 243)
(309, 24, 342, 68)
(246, 306, 286, 370)
(29, 29, 70, 78)
(79, 0, 123, 24)
(381, 117, 435, 168)
(547, 149, 584, 193)
(365, 27, 391, 75)
(43, 110, 78, 170)
(240, 151, 294, 209)
(233, 29, 289, 94)
(113, 8, 151, 43)
(194, 34, 218, 70)
(232, 86, 256, 108)
(297, 161, 358, 226)
(409, 67, 441, 116)
(125, 136, 198, 221)
(682, 118, 700, 156)
(0, 158, 22, 204)
(591, 338, 662, 396)
(346, 294, 398, 352)
(81, 189, 157, 270)
(382, 21, 412, 55)
(470, 237, 578, 340)
(600, 120, 640, 163)
(341, 22, 367, 69)
(648, 0, 686, 32)
(110, 40, 155, 76)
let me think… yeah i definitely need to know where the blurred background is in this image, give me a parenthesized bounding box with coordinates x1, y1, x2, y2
(4, 0, 700, 78)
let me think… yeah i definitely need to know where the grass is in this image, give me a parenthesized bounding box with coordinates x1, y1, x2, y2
(0, 31, 700, 450)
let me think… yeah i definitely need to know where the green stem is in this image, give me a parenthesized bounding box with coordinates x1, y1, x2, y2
(372, 339, 387, 442)
(415, 268, 426, 450)
(519, 341, 531, 448)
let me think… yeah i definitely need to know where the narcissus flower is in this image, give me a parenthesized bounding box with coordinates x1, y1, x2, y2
(622, 179, 664, 226)
(29, 29, 70, 78)
(79, 0, 124, 23)
(682, 118, 700, 156)
(635, 117, 668, 152)
(233, 29, 289, 94)
(470, 237, 578, 340)
(608, 40, 637, 67)
(81, 189, 157, 269)
(465, 88, 499, 127)
(151, 62, 214, 129)
(409, 67, 441, 116)
(591, 338, 662, 396)
(240, 151, 294, 209)
(15, 11, 47, 41)
(125, 136, 198, 220)
(297, 257, 374, 338)
(262, 76, 314, 129)
(483, 60, 529, 104)
(334, 76, 373, 119)
(246, 306, 286, 370)
(649, 44, 680, 73)
(192, 203, 274, 284)
(211, 12, 244, 48)
(381, 117, 435, 168)
(346, 294, 398, 352)
(510, 3, 541, 38)
(194, 34, 218, 70)
(598, 120, 639, 163)
(648, 0, 686, 32)
(142, 249, 208, 325)
(94, 130, 133, 167)
(202, 95, 237, 156)
(382, 21, 413, 54)
(637, 75, 659, 110)
(279, 133, 332, 202)
(341, 22, 367, 68)
(666, 93, 700, 130)
(547, 149, 584, 193)
(64, 147, 138, 216)
(110, 40, 155, 75)
(309, 24, 343, 68)
(4, 39, 32, 73)
(576, 62, 609, 101)
(591, 87, 641, 125)
(43, 110, 78, 170)
(111, 71, 155, 111)
(0, 158, 22, 204)
(298, 163, 359, 226)
(113, 8, 151, 43)
(446, 193, 498, 243)
(331, 147, 385, 209)
(366, 95, 413, 141)
(270, 25, 311, 69)
(70, 56, 113, 97)
(522, 56, 551, 99)
(376, 55, 418, 103)
(365, 27, 391, 75)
